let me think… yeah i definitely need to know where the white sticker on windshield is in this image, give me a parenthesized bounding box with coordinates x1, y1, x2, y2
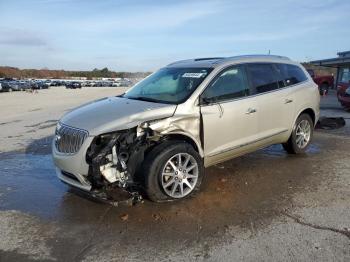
(182, 72, 206, 78)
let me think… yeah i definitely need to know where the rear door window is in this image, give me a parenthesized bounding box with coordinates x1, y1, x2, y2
(246, 63, 279, 94)
(276, 64, 308, 86)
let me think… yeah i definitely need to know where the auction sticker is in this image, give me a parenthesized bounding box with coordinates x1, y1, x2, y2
(182, 72, 206, 78)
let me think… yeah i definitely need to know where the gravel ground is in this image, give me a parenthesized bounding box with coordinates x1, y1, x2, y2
(0, 88, 349, 261)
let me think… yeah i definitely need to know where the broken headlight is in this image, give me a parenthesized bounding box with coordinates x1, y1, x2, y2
(136, 122, 150, 137)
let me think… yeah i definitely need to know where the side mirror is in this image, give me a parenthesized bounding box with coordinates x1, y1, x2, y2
(199, 95, 213, 105)
(199, 96, 208, 105)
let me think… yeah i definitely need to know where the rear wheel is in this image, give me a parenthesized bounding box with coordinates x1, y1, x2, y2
(283, 114, 313, 154)
(143, 141, 204, 202)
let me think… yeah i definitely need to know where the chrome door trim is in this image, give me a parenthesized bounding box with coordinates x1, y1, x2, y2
(207, 129, 288, 157)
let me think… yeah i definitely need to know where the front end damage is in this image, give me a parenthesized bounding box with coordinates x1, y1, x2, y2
(79, 112, 202, 206)
(84, 124, 153, 205)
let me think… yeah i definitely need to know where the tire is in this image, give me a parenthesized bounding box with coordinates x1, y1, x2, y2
(283, 114, 313, 154)
(319, 83, 329, 95)
(143, 140, 204, 202)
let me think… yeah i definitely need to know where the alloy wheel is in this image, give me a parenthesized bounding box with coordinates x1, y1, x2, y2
(295, 119, 311, 149)
(161, 153, 199, 198)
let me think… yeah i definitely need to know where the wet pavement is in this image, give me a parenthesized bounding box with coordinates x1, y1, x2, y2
(0, 92, 349, 261)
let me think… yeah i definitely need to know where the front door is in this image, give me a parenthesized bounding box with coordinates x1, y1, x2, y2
(200, 65, 259, 166)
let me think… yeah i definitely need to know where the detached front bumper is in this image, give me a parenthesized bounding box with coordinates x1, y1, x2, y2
(52, 136, 94, 191)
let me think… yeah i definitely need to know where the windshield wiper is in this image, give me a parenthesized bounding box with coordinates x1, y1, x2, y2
(126, 96, 164, 103)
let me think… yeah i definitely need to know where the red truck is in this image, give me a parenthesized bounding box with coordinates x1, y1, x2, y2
(307, 69, 334, 95)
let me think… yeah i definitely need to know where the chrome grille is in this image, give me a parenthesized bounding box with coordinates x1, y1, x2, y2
(55, 123, 88, 154)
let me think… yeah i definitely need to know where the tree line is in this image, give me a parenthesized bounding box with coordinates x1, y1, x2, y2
(0, 66, 151, 79)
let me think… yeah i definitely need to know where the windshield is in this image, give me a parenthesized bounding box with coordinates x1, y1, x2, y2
(124, 67, 213, 104)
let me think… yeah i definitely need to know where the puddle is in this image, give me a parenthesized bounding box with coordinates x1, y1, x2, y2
(257, 143, 320, 157)
(0, 153, 68, 219)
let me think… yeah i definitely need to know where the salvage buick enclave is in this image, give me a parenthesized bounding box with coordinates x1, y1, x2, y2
(52, 55, 320, 202)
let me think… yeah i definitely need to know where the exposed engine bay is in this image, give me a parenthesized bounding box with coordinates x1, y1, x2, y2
(85, 123, 159, 205)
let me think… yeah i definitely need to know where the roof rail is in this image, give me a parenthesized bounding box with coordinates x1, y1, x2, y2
(226, 54, 290, 60)
(167, 54, 291, 67)
(167, 57, 224, 66)
(193, 57, 225, 61)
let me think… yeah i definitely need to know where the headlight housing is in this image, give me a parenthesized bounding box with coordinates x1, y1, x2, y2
(55, 122, 62, 135)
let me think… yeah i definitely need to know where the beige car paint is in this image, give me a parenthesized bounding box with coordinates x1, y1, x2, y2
(147, 56, 319, 168)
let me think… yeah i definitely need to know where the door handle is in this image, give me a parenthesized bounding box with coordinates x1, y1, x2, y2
(245, 108, 257, 114)
(285, 99, 293, 104)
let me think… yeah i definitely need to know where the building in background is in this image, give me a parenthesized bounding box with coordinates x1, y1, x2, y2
(311, 51, 350, 107)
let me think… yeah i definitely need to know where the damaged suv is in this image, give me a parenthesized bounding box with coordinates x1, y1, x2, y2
(52, 55, 320, 202)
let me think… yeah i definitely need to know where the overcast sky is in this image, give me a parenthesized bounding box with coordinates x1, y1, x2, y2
(0, 0, 349, 71)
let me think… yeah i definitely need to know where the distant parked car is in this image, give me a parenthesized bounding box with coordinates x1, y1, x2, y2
(66, 81, 82, 89)
(18, 80, 31, 91)
(0, 82, 7, 92)
(1, 82, 11, 92)
(43, 80, 52, 88)
(111, 81, 121, 87)
(57, 81, 66, 86)
(337, 67, 350, 109)
(51, 80, 64, 86)
(30, 81, 39, 89)
(0, 81, 12, 92)
(31, 81, 48, 90)
(0, 81, 7, 92)
(83, 81, 92, 87)
(81, 81, 90, 87)
(2, 80, 20, 91)
(307, 69, 334, 95)
(94, 81, 103, 87)
(116, 79, 132, 87)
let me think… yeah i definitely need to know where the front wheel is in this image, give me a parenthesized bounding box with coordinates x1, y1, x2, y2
(143, 141, 204, 202)
(283, 114, 313, 154)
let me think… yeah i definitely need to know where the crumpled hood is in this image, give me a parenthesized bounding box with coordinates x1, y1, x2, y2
(60, 96, 177, 135)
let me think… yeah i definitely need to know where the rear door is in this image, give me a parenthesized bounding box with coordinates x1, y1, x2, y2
(246, 63, 294, 143)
